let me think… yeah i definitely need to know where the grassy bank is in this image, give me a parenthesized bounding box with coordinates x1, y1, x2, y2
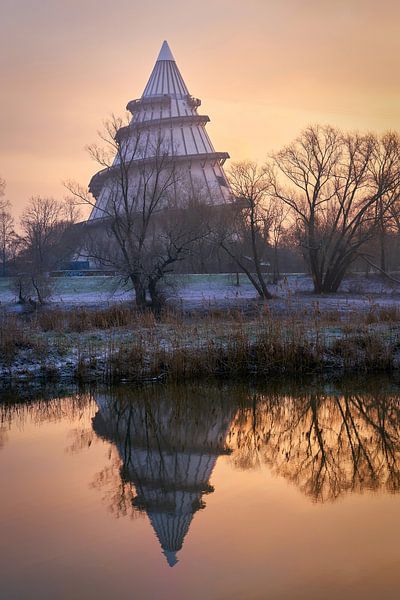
(1, 303, 400, 384)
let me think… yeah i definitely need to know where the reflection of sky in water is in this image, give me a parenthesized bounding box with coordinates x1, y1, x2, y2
(1, 380, 400, 599)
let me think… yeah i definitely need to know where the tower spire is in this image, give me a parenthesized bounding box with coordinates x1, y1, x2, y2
(156, 40, 175, 62)
(142, 40, 188, 97)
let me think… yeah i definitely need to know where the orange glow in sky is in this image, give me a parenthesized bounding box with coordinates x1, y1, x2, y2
(1, 0, 399, 218)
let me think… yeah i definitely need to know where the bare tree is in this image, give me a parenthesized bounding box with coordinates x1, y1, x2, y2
(0, 204, 15, 277)
(269, 200, 289, 284)
(217, 161, 274, 299)
(0, 180, 16, 276)
(268, 126, 400, 293)
(15, 197, 80, 303)
(66, 115, 210, 312)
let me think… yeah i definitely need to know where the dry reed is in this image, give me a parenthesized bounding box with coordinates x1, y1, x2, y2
(1, 303, 400, 383)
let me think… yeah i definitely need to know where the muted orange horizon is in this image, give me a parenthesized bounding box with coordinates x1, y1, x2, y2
(1, 0, 399, 219)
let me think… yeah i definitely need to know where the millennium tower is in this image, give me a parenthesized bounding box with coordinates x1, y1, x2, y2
(88, 41, 231, 219)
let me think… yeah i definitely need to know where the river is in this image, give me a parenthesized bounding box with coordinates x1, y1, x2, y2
(1, 378, 400, 599)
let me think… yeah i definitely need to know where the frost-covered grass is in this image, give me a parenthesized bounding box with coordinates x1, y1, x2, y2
(0, 274, 257, 308)
(1, 272, 400, 384)
(1, 272, 400, 313)
(2, 302, 400, 384)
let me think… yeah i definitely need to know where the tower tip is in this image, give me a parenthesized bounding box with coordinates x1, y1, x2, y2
(164, 550, 179, 567)
(157, 40, 175, 62)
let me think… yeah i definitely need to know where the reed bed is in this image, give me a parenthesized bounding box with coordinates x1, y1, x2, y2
(1, 303, 400, 384)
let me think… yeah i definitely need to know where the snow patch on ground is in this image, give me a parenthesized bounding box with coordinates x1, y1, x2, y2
(1, 273, 400, 313)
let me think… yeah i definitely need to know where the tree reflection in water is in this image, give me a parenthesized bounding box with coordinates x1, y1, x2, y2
(0, 425, 7, 449)
(228, 385, 400, 501)
(0, 392, 94, 449)
(2, 380, 400, 565)
(88, 381, 400, 564)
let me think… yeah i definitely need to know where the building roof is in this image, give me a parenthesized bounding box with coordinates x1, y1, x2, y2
(142, 40, 189, 98)
(157, 40, 175, 62)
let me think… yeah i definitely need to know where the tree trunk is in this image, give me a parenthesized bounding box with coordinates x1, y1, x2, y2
(131, 275, 147, 311)
(2, 244, 5, 277)
(18, 280, 25, 303)
(272, 244, 279, 284)
(148, 278, 164, 315)
(320, 262, 348, 293)
(32, 277, 44, 305)
(220, 243, 271, 299)
(380, 227, 387, 273)
(249, 205, 272, 299)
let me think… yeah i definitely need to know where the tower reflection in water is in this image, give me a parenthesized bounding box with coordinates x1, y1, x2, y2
(90, 382, 400, 566)
(92, 387, 236, 566)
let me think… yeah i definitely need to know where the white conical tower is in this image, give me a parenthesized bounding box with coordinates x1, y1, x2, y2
(88, 41, 231, 217)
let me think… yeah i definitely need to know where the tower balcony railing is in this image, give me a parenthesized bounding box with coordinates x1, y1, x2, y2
(115, 115, 211, 142)
(185, 94, 201, 108)
(126, 94, 201, 115)
(126, 94, 172, 114)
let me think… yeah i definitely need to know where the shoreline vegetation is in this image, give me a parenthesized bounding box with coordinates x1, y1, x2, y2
(2, 296, 400, 385)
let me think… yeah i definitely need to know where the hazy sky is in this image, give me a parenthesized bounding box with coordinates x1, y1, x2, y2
(1, 0, 399, 217)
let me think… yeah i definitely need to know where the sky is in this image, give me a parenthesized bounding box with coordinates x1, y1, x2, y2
(1, 0, 399, 218)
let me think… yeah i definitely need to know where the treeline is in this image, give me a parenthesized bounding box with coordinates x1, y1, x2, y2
(2, 123, 400, 309)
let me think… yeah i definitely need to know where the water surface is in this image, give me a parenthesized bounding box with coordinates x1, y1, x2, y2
(1, 379, 400, 599)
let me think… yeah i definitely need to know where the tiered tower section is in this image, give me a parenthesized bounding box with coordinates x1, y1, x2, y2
(89, 41, 231, 219)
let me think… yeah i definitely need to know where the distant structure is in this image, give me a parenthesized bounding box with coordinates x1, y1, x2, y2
(92, 392, 236, 567)
(89, 40, 231, 219)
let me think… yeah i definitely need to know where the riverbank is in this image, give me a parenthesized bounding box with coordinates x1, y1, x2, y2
(2, 301, 400, 384)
